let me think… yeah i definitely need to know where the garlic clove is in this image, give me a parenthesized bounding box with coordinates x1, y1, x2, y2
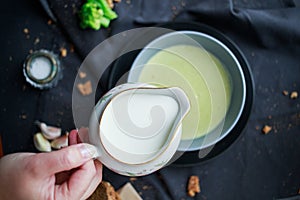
(51, 133, 69, 150)
(35, 120, 61, 140)
(34, 133, 51, 152)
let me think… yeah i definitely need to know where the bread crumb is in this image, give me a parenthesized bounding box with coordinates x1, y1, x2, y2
(23, 28, 29, 34)
(47, 19, 52, 25)
(187, 175, 200, 197)
(262, 125, 272, 134)
(77, 81, 92, 96)
(60, 47, 67, 57)
(20, 114, 27, 120)
(106, 0, 114, 8)
(282, 90, 289, 96)
(79, 71, 87, 79)
(34, 37, 40, 45)
(107, 0, 121, 7)
(290, 91, 298, 99)
(88, 181, 121, 200)
(70, 44, 75, 53)
(129, 177, 137, 182)
(142, 185, 151, 190)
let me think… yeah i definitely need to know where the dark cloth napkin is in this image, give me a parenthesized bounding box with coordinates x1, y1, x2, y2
(44, 0, 300, 199)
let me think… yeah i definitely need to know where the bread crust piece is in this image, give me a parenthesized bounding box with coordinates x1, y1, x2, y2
(262, 125, 272, 134)
(88, 181, 121, 200)
(117, 182, 142, 200)
(187, 175, 200, 197)
(77, 80, 92, 96)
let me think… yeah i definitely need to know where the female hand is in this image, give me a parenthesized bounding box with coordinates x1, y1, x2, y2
(0, 129, 102, 200)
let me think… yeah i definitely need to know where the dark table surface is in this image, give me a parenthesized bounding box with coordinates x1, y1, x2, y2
(1, 0, 300, 200)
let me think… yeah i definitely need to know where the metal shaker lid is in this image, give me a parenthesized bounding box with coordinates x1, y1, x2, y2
(23, 49, 62, 89)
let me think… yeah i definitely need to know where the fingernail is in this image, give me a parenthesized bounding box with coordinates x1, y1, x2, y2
(80, 144, 99, 159)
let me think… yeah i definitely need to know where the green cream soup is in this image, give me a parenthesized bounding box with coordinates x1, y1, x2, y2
(138, 45, 232, 140)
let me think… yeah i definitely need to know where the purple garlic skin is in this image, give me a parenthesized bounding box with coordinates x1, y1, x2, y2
(35, 121, 62, 140)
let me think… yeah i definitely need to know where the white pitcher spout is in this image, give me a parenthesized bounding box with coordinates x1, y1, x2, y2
(167, 87, 191, 121)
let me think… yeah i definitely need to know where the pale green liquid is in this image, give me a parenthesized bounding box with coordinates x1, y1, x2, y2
(138, 45, 232, 140)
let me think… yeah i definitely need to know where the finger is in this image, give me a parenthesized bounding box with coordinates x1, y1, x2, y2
(78, 127, 89, 143)
(69, 130, 78, 145)
(34, 144, 98, 176)
(55, 159, 97, 199)
(81, 160, 103, 199)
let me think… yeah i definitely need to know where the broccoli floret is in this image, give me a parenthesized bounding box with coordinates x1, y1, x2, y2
(78, 0, 118, 30)
(100, 16, 111, 28)
(98, 0, 118, 20)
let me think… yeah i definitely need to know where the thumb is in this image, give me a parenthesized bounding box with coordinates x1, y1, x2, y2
(35, 143, 98, 175)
